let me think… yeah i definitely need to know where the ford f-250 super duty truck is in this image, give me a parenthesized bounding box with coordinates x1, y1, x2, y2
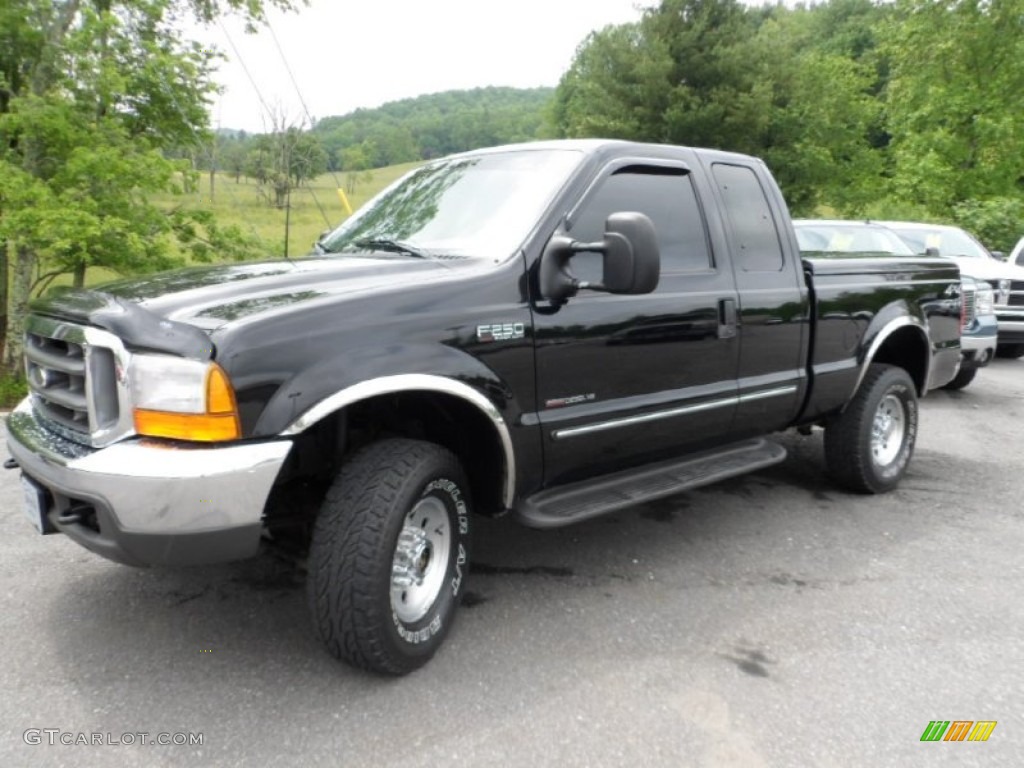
(4, 140, 961, 675)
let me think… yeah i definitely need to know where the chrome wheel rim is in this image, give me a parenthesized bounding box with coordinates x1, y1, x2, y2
(871, 393, 906, 467)
(391, 496, 451, 623)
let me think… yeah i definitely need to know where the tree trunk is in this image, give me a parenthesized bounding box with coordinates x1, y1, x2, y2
(73, 261, 86, 289)
(2, 244, 34, 377)
(0, 239, 8, 357)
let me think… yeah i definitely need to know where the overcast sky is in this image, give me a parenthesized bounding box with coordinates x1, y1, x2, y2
(193, 0, 648, 132)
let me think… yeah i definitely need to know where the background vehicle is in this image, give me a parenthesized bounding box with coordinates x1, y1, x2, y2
(879, 221, 1024, 358)
(793, 219, 916, 256)
(5, 141, 961, 675)
(794, 220, 996, 389)
(1009, 236, 1024, 267)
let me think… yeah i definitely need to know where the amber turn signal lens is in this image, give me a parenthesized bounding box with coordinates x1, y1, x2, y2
(206, 363, 238, 415)
(133, 410, 241, 442)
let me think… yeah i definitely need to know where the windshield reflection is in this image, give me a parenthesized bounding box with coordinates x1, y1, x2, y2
(320, 149, 582, 261)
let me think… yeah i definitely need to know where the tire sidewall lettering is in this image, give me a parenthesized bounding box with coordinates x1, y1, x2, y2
(391, 475, 470, 648)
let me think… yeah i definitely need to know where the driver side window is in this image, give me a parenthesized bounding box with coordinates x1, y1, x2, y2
(567, 166, 713, 285)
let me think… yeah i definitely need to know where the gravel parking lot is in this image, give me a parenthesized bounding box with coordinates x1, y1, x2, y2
(2, 359, 1023, 768)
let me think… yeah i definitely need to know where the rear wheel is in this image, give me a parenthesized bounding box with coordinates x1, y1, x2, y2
(996, 343, 1024, 359)
(941, 365, 977, 391)
(825, 364, 918, 493)
(307, 438, 471, 675)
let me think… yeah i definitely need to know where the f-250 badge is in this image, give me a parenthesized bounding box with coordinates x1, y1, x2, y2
(477, 322, 525, 342)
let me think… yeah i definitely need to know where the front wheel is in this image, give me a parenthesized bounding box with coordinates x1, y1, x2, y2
(825, 364, 918, 494)
(307, 438, 472, 675)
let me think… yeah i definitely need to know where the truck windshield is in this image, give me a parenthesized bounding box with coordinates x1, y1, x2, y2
(795, 224, 914, 255)
(319, 149, 583, 261)
(888, 226, 991, 260)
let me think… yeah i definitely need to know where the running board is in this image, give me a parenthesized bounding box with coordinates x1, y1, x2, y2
(516, 438, 787, 528)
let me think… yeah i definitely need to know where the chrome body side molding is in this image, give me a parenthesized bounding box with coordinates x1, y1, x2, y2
(551, 385, 798, 441)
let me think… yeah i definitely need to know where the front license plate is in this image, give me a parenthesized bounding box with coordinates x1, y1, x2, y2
(21, 477, 46, 534)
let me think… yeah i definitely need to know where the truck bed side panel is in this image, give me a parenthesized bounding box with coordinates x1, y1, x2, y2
(799, 256, 961, 421)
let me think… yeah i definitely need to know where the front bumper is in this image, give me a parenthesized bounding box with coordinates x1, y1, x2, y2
(5, 399, 291, 567)
(995, 308, 1024, 345)
(961, 314, 998, 369)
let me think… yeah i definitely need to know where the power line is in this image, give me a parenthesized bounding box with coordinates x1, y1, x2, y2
(123, 45, 272, 257)
(219, 17, 334, 238)
(217, 20, 274, 118)
(265, 18, 347, 193)
(265, 16, 349, 228)
(159, 80, 271, 253)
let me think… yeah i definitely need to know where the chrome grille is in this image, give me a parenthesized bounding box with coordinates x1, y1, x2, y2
(23, 315, 135, 448)
(26, 332, 89, 434)
(962, 283, 977, 326)
(1010, 280, 1024, 307)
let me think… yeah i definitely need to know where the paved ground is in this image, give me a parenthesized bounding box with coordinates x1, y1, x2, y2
(2, 359, 1023, 768)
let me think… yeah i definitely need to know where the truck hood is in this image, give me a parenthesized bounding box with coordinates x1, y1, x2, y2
(936, 254, 1024, 282)
(33, 255, 477, 332)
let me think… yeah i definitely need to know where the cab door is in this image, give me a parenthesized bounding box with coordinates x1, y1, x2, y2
(702, 158, 809, 436)
(531, 160, 741, 488)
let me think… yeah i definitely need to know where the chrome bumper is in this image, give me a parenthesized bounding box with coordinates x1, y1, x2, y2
(5, 399, 291, 566)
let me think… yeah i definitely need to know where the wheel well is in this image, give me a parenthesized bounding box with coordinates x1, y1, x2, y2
(279, 391, 507, 519)
(869, 326, 929, 394)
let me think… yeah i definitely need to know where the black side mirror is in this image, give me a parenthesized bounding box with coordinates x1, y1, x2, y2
(924, 246, 940, 258)
(540, 212, 661, 303)
(990, 250, 1006, 261)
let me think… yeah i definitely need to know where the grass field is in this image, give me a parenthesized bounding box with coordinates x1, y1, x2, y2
(163, 162, 422, 266)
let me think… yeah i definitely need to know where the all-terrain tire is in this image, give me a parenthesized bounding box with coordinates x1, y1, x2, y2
(307, 438, 472, 675)
(825, 364, 918, 494)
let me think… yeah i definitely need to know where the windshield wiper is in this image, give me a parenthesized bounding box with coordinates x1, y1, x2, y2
(352, 239, 431, 259)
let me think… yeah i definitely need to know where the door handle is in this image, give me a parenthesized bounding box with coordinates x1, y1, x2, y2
(718, 298, 738, 339)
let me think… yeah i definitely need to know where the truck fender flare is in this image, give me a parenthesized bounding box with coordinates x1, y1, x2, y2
(280, 373, 516, 508)
(854, 315, 931, 397)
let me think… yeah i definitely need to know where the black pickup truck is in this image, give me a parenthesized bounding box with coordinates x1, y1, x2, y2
(5, 140, 961, 675)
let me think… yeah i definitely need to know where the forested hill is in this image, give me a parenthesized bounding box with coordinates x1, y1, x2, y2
(312, 86, 554, 170)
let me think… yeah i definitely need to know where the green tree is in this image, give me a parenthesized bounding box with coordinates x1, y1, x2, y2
(551, 0, 889, 214)
(314, 87, 554, 168)
(221, 137, 249, 183)
(883, 0, 1024, 212)
(0, 0, 301, 376)
(551, 22, 673, 142)
(246, 122, 327, 207)
(338, 141, 374, 194)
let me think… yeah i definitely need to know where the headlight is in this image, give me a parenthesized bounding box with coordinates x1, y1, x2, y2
(130, 355, 241, 442)
(975, 281, 995, 315)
